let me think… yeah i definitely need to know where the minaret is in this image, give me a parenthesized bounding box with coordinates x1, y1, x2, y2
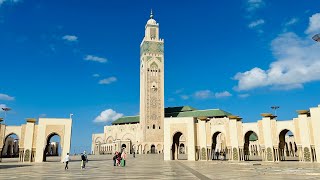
(140, 11, 164, 143)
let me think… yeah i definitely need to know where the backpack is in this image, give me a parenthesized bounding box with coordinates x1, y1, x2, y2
(81, 154, 86, 161)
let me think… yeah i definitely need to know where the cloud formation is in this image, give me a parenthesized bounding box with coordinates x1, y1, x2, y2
(99, 77, 117, 84)
(84, 55, 107, 63)
(92, 74, 100, 78)
(248, 19, 265, 28)
(62, 35, 78, 42)
(194, 90, 232, 99)
(285, 18, 299, 27)
(305, 13, 320, 35)
(234, 13, 320, 91)
(0, 93, 14, 101)
(0, 0, 20, 7)
(94, 109, 123, 123)
(246, 0, 265, 12)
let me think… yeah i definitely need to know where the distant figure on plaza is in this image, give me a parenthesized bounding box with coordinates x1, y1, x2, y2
(121, 149, 127, 167)
(80, 152, 87, 169)
(117, 151, 121, 166)
(133, 151, 135, 158)
(64, 153, 70, 170)
(113, 152, 118, 166)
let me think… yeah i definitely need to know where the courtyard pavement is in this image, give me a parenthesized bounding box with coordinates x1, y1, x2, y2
(1, 154, 320, 179)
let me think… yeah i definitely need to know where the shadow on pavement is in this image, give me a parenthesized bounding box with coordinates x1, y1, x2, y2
(0, 164, 31, 169)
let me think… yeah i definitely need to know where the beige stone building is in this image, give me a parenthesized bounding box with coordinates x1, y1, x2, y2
(92, 12, 320, 163)
(0, 117, 72, 162)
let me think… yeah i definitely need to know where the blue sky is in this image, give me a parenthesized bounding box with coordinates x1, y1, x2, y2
(1, 0, 320, 153)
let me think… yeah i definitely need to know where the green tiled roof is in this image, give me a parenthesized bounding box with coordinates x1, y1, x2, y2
(164, 106, 197, 113)
(112, 116, 139, 125)
(112, 106, 232, 125)
(249, 133, 258, 141)
(165, 109, 232, 118)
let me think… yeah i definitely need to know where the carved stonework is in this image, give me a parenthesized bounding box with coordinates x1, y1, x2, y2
(24, 149, 30, 162)
(213, 118, 227, 126)
(201, 148, 207, 160)
(140, 41, 164, 55)
(267, 147, 273, 161)
(233, 148, 238, 160)
(304, 147, 311, 162)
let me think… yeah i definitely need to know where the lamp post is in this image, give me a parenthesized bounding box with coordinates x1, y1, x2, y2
(271, 106, 280, 116)
(312, 34, 320, 42)
(2, 107, 11, 124)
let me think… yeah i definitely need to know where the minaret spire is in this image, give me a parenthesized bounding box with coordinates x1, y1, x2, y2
(150, 9, 153, 19)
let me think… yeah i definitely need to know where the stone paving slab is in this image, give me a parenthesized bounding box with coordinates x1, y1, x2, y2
(1, 154, 320, 179)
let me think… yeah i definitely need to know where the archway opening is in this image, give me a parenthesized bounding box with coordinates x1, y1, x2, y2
(244, 131, 261, 161)
(43, 133, 61, 162)
(172, 132, 186, 160)
(211, 132, 227, 160)
(1, 133, 20, 162)
(151, 145, 156, 154)
(279, 129, 298, 161)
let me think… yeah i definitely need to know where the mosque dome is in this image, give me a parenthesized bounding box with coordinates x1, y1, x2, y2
(147, 10, 157, 25)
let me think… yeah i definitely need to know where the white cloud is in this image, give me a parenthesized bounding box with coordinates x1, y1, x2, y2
(246, 0, 265, 12)
(194, 90, 214, 99)
(62, 35, 78, 42)
(248, 19, 265, 28)
(0, 104, 8, 111)
(234, 14, 320, 91)
(285, 18, 299, 26)
(168, 98, 175, 102)
(92, 74, 100, 78)
(0, 93, 14, 101)
(99, 77, 117, 84)
(215, 91, 232, 98)
(238, 94, 250, 98)
(84, 55, 107, 63)
(180, 95, 189, 100)
(305, 13, 320, 35)
(174, 88, 184, 94)
(0, 0, 20, 7)
(94, 109, 123, 123)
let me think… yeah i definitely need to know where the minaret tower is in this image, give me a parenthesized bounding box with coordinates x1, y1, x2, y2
(140, 10, 164, 143)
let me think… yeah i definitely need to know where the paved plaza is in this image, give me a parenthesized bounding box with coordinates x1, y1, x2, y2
(1, 155, 320, 179)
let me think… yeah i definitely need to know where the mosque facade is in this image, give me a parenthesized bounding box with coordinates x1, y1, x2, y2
(92, 12, 320, 163)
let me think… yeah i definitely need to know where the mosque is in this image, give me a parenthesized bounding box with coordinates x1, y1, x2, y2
(92, 12, 320, 162)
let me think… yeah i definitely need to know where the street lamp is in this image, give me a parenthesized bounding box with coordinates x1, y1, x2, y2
(271, 106, 280, 116)
(312, 34, 320, 42)
(2, 107, 11, 124)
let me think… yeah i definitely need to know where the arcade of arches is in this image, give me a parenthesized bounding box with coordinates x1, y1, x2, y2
(162, 105, 320, 162)
(0, 118, 72, 163)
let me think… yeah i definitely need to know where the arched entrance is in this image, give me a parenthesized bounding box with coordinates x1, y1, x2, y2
(172, 132, 186, 160)
(1, 133, 20, 162)
(211, 132, 226, 160)
(244, 131, 261, 161)
(279, 129, 298, 161)
(43, 133, 61, 162)
(151, 145, 156, 154)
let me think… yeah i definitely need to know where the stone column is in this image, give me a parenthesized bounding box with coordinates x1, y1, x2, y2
(228, 116, 242, 161)
(23, 118, 36, 162)
(310, 105, 320, 163)
(296, 110, 313, 162)
(260, 113, 276, 162)
(198, 117, 208, 161)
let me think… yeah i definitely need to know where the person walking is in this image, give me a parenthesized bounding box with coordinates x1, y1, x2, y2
(113, 152, 117, 166)
(64, 153, 70, 170)
(81, 153, 86, 169)
(121, 149, 127, 167)
(83, 151, 88, 168)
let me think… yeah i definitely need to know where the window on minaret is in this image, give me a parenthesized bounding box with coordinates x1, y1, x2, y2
(153, 124, 155, 129)
(150, 28, 156, 39)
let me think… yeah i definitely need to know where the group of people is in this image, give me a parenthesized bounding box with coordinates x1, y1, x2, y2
(63, 151, 88, 170)
(64, 149, 128, 170)
(113, 149, 127, 167)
